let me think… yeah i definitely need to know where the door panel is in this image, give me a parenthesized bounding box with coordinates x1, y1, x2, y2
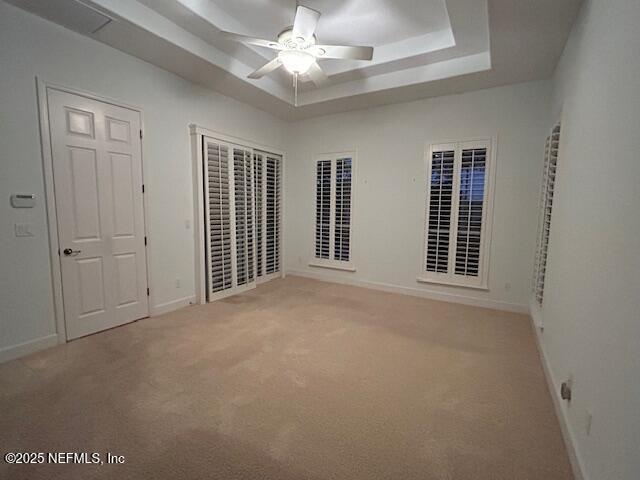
(68, 147, 101, 240)
(254, 151, 282, 281)
(77, 257, 106, 317)
(110, 152, 136, 236)
(204, 139, 256, 301)
(48, 88, 148, 340)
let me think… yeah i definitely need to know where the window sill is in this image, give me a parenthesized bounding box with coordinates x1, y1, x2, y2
(416, 277, 489, 291)
(309, 261, 356, 272)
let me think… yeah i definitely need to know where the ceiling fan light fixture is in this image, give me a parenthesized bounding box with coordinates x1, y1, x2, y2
(278, 49, 315, 74)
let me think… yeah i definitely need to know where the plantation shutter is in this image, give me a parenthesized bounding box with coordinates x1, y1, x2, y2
(313, 153, 355, 270)
(265, 154, 281, 274)
(315, 159, 331, 259)
(254, 152, 264, 277)
(334, 157, 352, 262)
(203, 138, 256, 301)
(204, 141, 233, 294)
(426, 147, 455, 273)
(422, 140, 492, 288)
(454, 147, 487, 277)
(254, 151, 282, 281)
(233, 147, 255, 286)
(533, 123, 560, 304)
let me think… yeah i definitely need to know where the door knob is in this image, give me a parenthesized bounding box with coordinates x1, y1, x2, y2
(63, 248, 81, 256)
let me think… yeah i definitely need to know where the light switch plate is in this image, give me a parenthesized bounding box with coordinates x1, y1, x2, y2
(15, 223, 34, 237)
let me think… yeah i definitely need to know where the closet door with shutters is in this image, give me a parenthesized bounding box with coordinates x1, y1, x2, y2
(203, 139, 256, 301)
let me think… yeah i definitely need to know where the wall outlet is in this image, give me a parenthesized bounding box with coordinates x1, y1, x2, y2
(504, 282, 511, 292)
(185, 219, 191, 230)
(175, 278, 181, 289)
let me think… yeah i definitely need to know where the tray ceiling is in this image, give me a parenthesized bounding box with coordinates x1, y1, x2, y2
(7, 0, 583, 120)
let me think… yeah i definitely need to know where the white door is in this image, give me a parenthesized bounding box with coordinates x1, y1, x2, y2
(48, 88, 149, 340)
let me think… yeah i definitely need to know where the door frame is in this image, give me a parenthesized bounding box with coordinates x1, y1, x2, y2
(36, 78, 151, 343)
(189, 124, 286, 305)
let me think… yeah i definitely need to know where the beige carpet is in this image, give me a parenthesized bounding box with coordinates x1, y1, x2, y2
(0, 276, 573, 479)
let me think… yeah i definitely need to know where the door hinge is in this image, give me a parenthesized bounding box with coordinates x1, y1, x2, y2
(146, 287, 150, 296)
(142, 184, 145, 193)
(139, 129, 143, 139)
(144, 236, 147, 246)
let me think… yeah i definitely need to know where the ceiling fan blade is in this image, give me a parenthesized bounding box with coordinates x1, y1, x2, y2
(312, 44, 374, 61)
(247, 57, 283, 79)
(220, 31, 282, 50)
(306, 62, 330, 87)
(292, 5, 320, 43)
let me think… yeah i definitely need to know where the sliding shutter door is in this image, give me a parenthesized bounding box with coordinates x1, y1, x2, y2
(253, 151, 282, 281)
(233, 147, 255, 286)
(265, 154, 281, 275)
(203, 138, 256, 301)
(204, 140, 233, 297)
(254, 153, 264, 278)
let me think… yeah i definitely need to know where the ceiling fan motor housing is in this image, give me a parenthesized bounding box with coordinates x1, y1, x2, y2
(278, 27, 316, 49)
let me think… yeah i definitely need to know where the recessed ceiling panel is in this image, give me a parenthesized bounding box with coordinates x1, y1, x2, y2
(210, 0, 451, 46)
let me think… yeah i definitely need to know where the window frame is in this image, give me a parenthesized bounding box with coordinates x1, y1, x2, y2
(309, 150, 357, 272)
(418, 138, 496, 290)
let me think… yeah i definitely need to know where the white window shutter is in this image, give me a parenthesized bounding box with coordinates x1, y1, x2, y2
(315, 159, 332, 259)
(313, 153, 355, 270)
(454, 146, 487, 277)
(334, 157, 352, 262)
(533, 123, 561, 305)
(421, 140, 493, 288)
(425, 146, 456, 274)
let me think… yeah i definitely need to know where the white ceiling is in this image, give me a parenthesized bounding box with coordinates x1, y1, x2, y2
(7, 0, 583, 121)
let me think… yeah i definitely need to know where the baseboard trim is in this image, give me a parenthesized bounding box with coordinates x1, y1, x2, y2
(286, 268, 528, 314)
(151, 295, 196, 316)
(530, 313, 588, 480)
(0, 334, 59, 364)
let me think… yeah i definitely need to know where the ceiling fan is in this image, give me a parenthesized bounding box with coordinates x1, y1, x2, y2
(220, 4, 374, 105)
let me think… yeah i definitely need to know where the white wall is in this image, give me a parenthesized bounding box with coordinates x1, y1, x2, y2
(0, 1, 286, 359)
(536, 1, 640, 479)
(284, 81, 551, 312)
